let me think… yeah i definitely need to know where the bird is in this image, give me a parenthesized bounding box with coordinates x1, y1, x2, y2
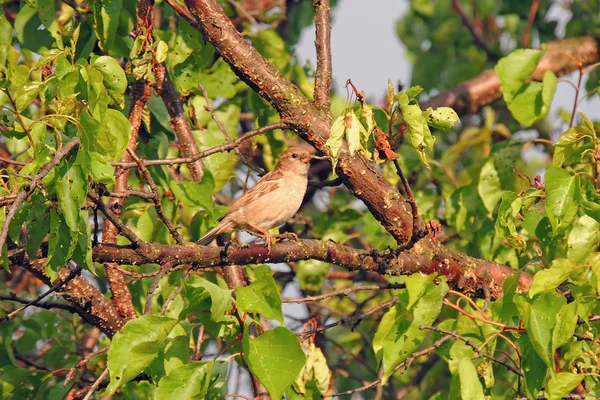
(197, 147, 312, 251)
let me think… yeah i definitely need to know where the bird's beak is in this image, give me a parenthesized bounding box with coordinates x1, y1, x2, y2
(301, 154, 311, 163)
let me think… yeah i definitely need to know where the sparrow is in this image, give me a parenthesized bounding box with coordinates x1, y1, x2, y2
(197, 147, 312, 250)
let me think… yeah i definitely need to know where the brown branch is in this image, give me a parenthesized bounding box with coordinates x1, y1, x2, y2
(421, 35, 600, 115)
(127, 149, 185, 244)
(82, 367, 109, 400)
(144, 260, 176, 315)
(451, 0, 497, 62)
(101, 78, 151, 322)
(0, 156, 27, 166)
(312, 0, 332, 114)
(282, 283, 404, 303)
(115, 121, 290, 168)
(184, 0, 414, 245)
(299, 295, 399, 338)
(0, 136, 80, 255)
(522, 0, 540, 48)
(153, 62, 205, 181)
(88, 192, 150, 252)
(0, 288, 81, 316)
(88, 237, 533, 299)
(9, 255, 125, 337)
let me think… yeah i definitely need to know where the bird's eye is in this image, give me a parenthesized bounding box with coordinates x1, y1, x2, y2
(292, 153, 298, 159)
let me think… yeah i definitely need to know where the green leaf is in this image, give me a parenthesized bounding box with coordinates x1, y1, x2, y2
(243, 327, 306, 400)
(55, 164, 87, 231)
(553, 126, 589, 167)
(292, 343, 331, 396)
(13, 81, 42, 112)
(14, 5, 54, 53)
(181, 275, 233, 322)
(528, 259, 577, 297)
(26, 199, 50, 259)
(398, 92, 434, 167)
(495, 48, 544, 103)
(236, 268, 284, 324)
(519, 335, 547, 399)
(515, 292, 566, 366)
(545, 372, 584, 400)
(92, 0, 122, 52)
(375, 279, 449, 381)
(405, 272, 436, 309)
(37, 0, 63, 48)
(194, 105, 240, 191)
(423, 107, 460, 132)
(494, 191, 526, 251)
(296, 259, 329, 291)
(98, 109, 131, 161)
(326, 115, 345, 168)
(46, 209, 76, 281)
(91, 55, 127, 106)
(154, 361, 214, 400)
(458, 358, 485, 400)
(567, 215, 600, 262)
(477, 158, 502, 216)
(156, 40, 168, 64)
(345, 110, 361, 156)
(169, 172, 215, 212)
(545, 166, 579, 233)
(105, 316, 178, 395)
(551, 300, 578, 353)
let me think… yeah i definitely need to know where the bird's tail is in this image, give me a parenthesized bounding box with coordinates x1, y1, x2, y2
(196, 221, 233, 245)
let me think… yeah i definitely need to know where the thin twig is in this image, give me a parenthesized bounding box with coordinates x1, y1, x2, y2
(325, 333, 453, 398)
(282, 283, 404, 303)
(569, 65, 585, 128)
(144, 260, 176, 315)
(1, 266, 82, 323)
(127, 149, 185, 244)
(420, 325, 524, 377)
(0, 137, 80, 258)
(0, 293, 79, 314)
(227, 0, 260, 28)
(308, 177, 342, 188)
(451, 0, 497, 62)
(82, 367, 109, 400)
(299, 296, 398, 338)
(522, 0, 540, 48)
(64, 347, 109, 386)
(115, 122, 290, 169)
(88, 191, 150, 252)
(198, 84, 264, 175)
(393, 159, 423, 244)
(0, 156, 28, 166)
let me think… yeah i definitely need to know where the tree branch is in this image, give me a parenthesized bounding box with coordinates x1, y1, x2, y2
(312, 0, 332, 114)
(87, 237, 532, 298)
(421, 35, 600, 115)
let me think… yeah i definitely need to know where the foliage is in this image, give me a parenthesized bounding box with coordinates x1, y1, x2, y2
(0, 0, 599, 399)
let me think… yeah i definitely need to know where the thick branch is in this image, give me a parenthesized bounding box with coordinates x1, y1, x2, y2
(153, 62, 205, 180)
(89, 238, 532, 298)
(184, 0, 414, 245)
(9, 254, 125, 337)
(422, 35, 600, 114)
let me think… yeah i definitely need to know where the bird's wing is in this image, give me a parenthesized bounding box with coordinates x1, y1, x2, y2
(217, 169, 284, 221)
